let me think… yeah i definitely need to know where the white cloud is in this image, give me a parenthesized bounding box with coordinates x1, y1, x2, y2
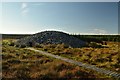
(21, 3, 27, 9)
(93, 28, 107, 35)
(78, 28, 109, 35)
(21, 3, 28, 16)
(20, 3, 45, 16)
(79, 33, 118, 35)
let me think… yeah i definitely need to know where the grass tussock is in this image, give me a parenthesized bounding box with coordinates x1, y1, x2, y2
(36, 42, 120, 73)
(2, 39, 119, 79)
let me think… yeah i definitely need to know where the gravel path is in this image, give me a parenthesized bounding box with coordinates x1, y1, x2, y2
(26, 48, 120, 79)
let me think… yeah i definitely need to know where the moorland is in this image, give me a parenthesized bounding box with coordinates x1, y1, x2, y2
(1, 32, 120, 79)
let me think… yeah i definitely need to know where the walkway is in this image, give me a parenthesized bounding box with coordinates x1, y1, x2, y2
(26, 48, 120, 79)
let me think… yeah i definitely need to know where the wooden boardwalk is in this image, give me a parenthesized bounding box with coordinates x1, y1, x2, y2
(27, 48, 120, 79)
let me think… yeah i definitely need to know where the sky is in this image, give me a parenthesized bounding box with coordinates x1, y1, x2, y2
(1, 0, 120, 2)
(1, 2, 119, 35)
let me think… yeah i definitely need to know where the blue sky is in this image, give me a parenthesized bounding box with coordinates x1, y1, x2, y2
(1, 2, 118, 34)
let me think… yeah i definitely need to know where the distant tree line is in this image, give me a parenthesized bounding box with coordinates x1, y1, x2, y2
(2, 34, 32, 39)
(71, 35, 120, 42)
(2, 34, 120, 42)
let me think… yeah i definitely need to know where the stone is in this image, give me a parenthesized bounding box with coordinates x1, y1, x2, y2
(15, 31, 86, 48)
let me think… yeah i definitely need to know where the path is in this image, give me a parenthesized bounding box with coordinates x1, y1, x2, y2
(26, 48, 120, 79)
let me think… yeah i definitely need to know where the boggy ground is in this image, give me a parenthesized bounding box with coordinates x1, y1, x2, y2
(1, 39, 119, 79)
(36, 42, 120, 73)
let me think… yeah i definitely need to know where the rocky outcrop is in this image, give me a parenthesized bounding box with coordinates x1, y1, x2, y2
(16, 31, 86, 48)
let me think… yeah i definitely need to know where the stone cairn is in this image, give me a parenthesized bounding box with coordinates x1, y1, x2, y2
(15, 31, 86, 48)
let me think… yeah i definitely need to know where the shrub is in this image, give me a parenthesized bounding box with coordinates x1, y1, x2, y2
(63, 44, 69, 48)
(15, 44, 20, 47)
(19, 44, 26, 48)
(9, 42, 15, 46)
(56, 43, 69, 49)
(62, 49, 72, 54)
(48, 44, 56, 48)
(2, 54, 15, 59)
(7, 59, 21, 64)
(89, 42, 103, 48)
(44, 48, 48, 51)
(34, 43, 42, 48)
(15, 70, 30, 78)
(2, 41, 9, 45)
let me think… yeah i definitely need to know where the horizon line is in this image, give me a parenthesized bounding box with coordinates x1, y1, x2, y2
(1, 33, 119, 35)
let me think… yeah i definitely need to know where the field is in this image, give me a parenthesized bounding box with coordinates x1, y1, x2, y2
(1, 35, 120, 79)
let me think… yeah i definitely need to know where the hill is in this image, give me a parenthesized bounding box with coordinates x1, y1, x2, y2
(15, 31, 86, 48)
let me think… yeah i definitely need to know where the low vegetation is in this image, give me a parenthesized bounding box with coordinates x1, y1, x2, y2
(35, 42, 120, 73)
(2, 39, 111, 79)
(2, 36, 120, 79)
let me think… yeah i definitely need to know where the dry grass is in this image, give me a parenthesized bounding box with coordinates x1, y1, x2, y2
(36, 42, 120, 73)
(2, 39, 117, 79)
